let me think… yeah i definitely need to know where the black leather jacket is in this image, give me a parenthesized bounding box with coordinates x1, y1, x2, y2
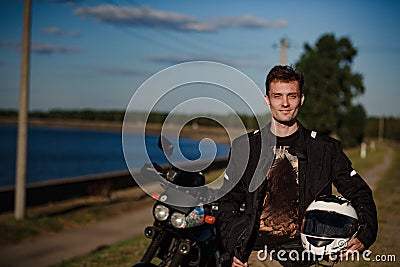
(217, 122, 378, 264)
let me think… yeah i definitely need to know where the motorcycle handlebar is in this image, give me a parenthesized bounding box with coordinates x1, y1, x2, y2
(140, 162, 223, 205)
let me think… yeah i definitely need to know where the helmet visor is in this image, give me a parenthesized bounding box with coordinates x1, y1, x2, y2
(302, 210, 358, 238)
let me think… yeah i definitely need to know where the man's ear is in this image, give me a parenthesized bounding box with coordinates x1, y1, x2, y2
(264, 95, 270, 106)
(300, 94, 305, 106)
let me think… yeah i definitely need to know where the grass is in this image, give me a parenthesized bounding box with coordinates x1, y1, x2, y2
(340, 141, 399, 267)
(52, 235, 151, 267)
(343, 140, 387, 177)
(0, 190, 153, 246)
(357, 143, 400, 266)
(331, 140, 386, 195)
(0, 169, 220, 246)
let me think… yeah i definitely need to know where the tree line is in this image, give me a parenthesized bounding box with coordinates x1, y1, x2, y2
(0, 109, 399, 146)
(0, 109, 262, 131)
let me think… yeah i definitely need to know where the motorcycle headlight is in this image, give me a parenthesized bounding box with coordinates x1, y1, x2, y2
(171, 212, 187, 228)
(154, 205, 169, 221)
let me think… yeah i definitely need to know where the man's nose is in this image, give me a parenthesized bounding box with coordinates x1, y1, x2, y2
(282, 96, 289, 107)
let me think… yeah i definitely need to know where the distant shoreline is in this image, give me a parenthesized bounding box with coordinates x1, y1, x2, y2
(0, 116, 123, 132)
(0, 116, 232, 145)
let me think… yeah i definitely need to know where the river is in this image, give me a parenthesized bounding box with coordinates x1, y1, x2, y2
(0, 125, 229, 187)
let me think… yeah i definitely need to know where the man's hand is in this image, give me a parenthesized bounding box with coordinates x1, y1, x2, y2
(346, 237, 365, 252)
(232, 256, 248, 267)
(339, 237, 365, 260)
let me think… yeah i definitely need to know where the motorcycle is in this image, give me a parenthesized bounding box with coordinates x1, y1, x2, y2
(132, 136, 223, 267)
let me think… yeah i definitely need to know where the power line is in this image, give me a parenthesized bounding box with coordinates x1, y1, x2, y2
(102, 0, 278, 59)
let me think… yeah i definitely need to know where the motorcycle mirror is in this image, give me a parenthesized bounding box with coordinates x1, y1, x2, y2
(158, 135, 174, 157)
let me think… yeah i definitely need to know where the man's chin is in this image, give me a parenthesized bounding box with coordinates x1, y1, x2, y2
(274, 117, 297, 126)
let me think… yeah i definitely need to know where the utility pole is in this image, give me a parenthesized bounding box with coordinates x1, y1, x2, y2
(279, 38, 288, 65)
(15, 0, 32, 220)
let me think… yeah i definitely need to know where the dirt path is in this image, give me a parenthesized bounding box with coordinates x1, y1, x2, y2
(0, 200, 154, 267)
(362, 148, 393, 190)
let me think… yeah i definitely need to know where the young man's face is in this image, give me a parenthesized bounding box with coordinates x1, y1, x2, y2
(265, 80, 305, 125)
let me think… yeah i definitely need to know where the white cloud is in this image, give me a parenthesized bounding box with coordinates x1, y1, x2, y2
(0, 41, 20, 50)
(148, 55, 248, 68)
(208, 15, 288, 29)
(74, 5, 288, 32)
(42, 0, 80, 4)
(95, 66, 146, 76)
(41, 27, 81, 37)
(74, 5, 198, 31)
(0, 41, 81, 54)
(68, 30, 81, 37)
(31, 42, 81, 54)
(41, 27, 63, 35)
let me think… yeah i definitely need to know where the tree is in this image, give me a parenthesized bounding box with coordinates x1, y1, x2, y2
(295, 34, 366, 147)
(337, 104, 367, 147)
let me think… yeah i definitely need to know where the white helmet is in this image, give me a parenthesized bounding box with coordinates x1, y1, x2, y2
(301, 195, 359, 256)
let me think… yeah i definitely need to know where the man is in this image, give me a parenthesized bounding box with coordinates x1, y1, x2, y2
(218, 65, 377, 267)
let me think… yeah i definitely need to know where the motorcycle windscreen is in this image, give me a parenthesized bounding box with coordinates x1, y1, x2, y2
(302, 210, 358, 238)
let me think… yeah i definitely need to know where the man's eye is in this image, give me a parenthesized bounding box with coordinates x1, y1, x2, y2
(289, 95, 297, 99)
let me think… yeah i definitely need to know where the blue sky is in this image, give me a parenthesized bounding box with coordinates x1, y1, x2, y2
(0, 0, 399, 117)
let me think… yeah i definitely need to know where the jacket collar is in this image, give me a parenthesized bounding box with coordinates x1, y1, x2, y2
(288, 122, 308, 161)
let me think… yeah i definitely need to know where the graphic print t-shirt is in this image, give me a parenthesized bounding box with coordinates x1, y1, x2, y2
(254, 130, 300, 250)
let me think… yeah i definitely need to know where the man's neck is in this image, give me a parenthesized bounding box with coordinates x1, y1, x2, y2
(270, 119, 299, 137)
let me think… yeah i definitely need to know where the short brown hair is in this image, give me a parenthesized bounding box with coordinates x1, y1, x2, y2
(265, 65, 304, 95)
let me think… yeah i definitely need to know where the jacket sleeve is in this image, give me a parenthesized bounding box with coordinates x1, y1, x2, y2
(217, 140, 247, 259)
(331, 141, 378, 249)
